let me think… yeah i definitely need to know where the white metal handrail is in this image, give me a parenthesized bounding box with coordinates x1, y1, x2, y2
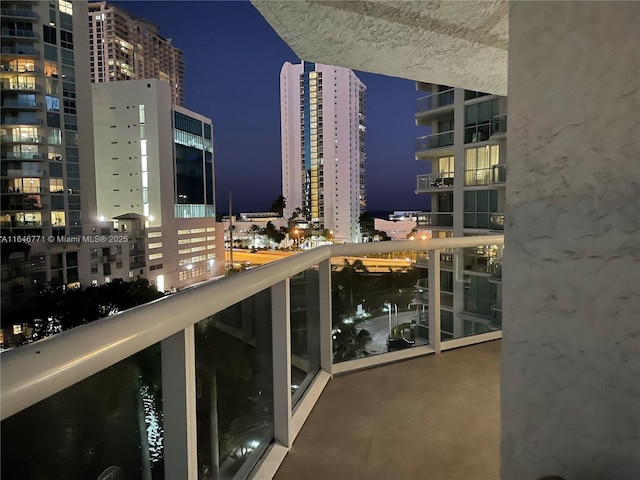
(1, 236, 503, 420)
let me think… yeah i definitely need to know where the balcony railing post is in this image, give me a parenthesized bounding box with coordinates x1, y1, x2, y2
(271, 279, 292, 447)
(161, 326, 198, 480)
(318, 259, 333, 373)
(428, 249, 442, 353)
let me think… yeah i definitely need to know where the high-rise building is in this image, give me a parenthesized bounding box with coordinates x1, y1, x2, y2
(90, 79, 223, 291)
(1, 0, 94, 313)
(280, 61, 366, 244)
(88, 1, 184, 106)
(412, 84, 507, 339)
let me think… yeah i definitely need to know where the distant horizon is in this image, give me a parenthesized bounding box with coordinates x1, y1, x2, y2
(111, 1, 431, 214)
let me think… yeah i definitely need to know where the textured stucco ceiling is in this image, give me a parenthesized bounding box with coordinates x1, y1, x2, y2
(252, 0, 508, 95)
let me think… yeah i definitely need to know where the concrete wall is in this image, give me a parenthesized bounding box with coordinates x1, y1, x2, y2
(502, 2, 640, 478)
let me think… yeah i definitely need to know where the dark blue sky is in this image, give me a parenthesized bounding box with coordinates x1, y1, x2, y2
(112, 1, 429, 214)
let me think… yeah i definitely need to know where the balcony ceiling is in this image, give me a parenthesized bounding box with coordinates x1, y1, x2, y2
(252, 0, 508, 95)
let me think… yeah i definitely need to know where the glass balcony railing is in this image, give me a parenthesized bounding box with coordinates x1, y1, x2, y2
(0, 8, 39, 19)
(416, 131, 454, 152)
(1, 29, 39, 40)
(0, 47, 39, 56)
(416, 89, 454, 113)
(0, 236, 504, 480)
(415, 173, 454, 192)
(1, 100, 41, 109)
(0, 82, 41, 92)
(416, 212, 454, 228)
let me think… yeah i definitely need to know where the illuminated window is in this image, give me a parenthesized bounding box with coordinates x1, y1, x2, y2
(148, 242, 162, 249)
(148, 232, 162, 238)
(149, 253, 163, 260)
(50, 178, 63, 193)
(51, 211, 65, 226)
(44, 62, 59, 78)
(58, 0, 72, 15)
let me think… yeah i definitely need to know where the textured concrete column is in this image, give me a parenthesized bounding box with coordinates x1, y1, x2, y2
(502, 2, 640, 479)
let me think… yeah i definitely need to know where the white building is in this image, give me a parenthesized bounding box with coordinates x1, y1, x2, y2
(413, 84, 507, 339)
(1, 0, 95, 314)
(91, 79, 223, 291)
(280, 61, 366, 244)
(88, 1, 185, 105)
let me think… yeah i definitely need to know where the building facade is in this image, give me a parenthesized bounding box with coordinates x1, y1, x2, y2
(90, 79, 223, 291)
(88, 1, 184, 105)
(280, 61, 366, 244)
(412, 84, 507, 341)
(1, 0, 95, 314)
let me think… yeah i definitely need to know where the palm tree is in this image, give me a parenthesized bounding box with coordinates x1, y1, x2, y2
(248, 224, 261, 249)
(333, 323, 372, 362)
(268, 195, 286, 216)
(338, 259, 369, 309)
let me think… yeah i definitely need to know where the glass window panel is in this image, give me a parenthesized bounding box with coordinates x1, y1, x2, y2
(332, 253, 425, 363)
(464, 104, 477, 127)
(290, 267, 321, 407)
(1, 344, 164, 479)
(195, 290, 274, 479)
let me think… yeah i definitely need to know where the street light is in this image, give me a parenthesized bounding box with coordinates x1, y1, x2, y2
(384, 301, 392, 336)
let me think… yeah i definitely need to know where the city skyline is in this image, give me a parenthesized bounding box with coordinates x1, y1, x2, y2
(111, 1, 428, 214)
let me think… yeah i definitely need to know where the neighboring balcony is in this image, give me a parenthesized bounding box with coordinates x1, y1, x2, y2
(0, 81, 41, 93)
(0, 236, 504, 480)
(490, 114, 507, 139)
(0, 152, 46, 160)
(0, 8, 39, 20)
(1, 99, 42, 110)
(415, 131, 454, 159)
(414, 279, 454, 309)
(416, 211, 454, 229)
(0, 29, 39, 40)
(415, 173, 454, 193)
(1, 116, 43, 126)
(0, 134, 45, 144)
(415, 88, 455, 124)
(0, 46, 40, 58)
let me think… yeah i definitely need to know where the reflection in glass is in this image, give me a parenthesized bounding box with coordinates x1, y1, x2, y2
(290, 267, 321, 407)
(195, 289, 273, 479)
(1, 344, 165, 480)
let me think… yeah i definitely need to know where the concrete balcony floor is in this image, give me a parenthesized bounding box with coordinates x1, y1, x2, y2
(276, 341, 500, 480)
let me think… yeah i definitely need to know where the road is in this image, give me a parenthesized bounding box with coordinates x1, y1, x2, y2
(355, 309, 417, 355)
(225, 249, 413, 272)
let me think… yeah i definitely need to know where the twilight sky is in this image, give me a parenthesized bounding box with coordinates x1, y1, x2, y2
(111, 1, 430, 214)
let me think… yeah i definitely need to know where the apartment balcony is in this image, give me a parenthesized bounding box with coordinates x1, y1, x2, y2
(1, 168, 47, 177)
(490, 163, 507, 186)
(0, 186, 48, 194)
(0, 64, 41, 74)
(415, 88, 455, 124)
(415, 211, 454, 229)
(0, 8, 39, 20)
(0, 134, 45, 144)
(0, 152, 46, 160)
(0, 46, 40, 58)
(490, 114, 507, 139)
(0, 236, 504, 480)
(1, 99, 42, 109)
(415, 172, 454, 193)
(0, 81, 41, 93)
(1, 116, 43, 126)
(414, 279, 454, 308)
(415, 131, 454, 159)
(0, 29, 39, 41)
